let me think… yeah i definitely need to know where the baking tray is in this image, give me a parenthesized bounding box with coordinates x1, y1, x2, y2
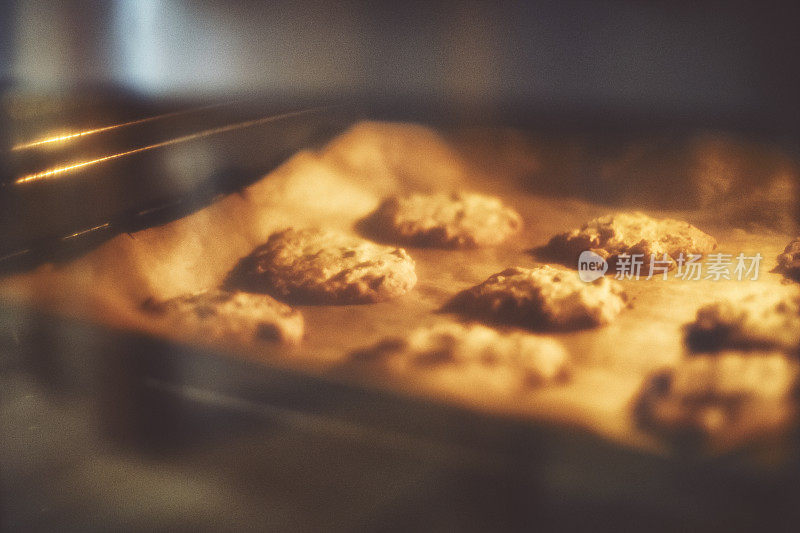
(2, 95, 800, 531)
(3, 301, 800, 531)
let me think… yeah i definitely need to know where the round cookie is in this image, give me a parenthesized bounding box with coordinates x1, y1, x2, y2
(369, 192, 522, 248)
(541, 211, 717, 269)
(226, 228, 417, 304)
(776, 237, 800, 282)
(684, 292, 800, 353)
(351, 322, 570, 391)
(635, 352, 797, 448)
(444, 265, 627, 331)
(144, 289, 304, 346)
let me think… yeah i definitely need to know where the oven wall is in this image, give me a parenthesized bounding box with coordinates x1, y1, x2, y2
(4, 1, 799, 134)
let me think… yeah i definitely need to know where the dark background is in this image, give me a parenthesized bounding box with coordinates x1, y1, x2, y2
(1, 1, 799, 134)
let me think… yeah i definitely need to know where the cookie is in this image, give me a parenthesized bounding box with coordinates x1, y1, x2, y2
(635, 352, 797, 448)
(443, 265, 627, 330)
(351, 322, 569, 390)
(368, 192, 522, 248)
(775, 237, 800, 282)
(226, 228, 417, 304)
(144, 289, 304, 345)
(541, 211, 717, 269)
(684, 292, 800, 353)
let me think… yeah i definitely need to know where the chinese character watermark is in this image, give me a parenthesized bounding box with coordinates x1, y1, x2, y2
(577, 251, 762, 282)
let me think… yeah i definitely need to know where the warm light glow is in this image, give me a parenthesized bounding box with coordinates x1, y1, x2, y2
(14, 108, 322, 186)
(11, 103, 227, 151)
(62, 222, 111, 241)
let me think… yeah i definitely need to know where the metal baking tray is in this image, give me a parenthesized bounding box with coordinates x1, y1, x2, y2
(3, 302, 800, 531)
(2, 92, 800, 531)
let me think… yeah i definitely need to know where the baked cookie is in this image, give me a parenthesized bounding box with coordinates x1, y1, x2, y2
(775, 237, 800, 282)
(226, 228, 417, 304)
(443, 265, 627, 330)
(368, 192, 522, 248)
(351, 322, 569, 390)
(541, 211, 717, 269)
(144, 289, 304, 345)
(684, 292, 800, 353)
(635, 352, 797, 448)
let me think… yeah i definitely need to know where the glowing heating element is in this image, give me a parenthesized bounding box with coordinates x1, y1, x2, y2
(11, 103, 227, 151)
(14, 108, 321, 186)
(62, 222, 111, 241)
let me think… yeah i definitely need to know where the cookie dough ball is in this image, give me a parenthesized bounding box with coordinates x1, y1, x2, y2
(541, 211, 717, 269)
(352, 322, 569, 391)
(226, 228, 417, 304)
(636, 353, 797, 448)
(444, 265, 627, 330)
(144, 289, 304, 346)
(776, 237, 800, 282)
(684, 292, 800, 353)
(368, 192, 522, 248)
